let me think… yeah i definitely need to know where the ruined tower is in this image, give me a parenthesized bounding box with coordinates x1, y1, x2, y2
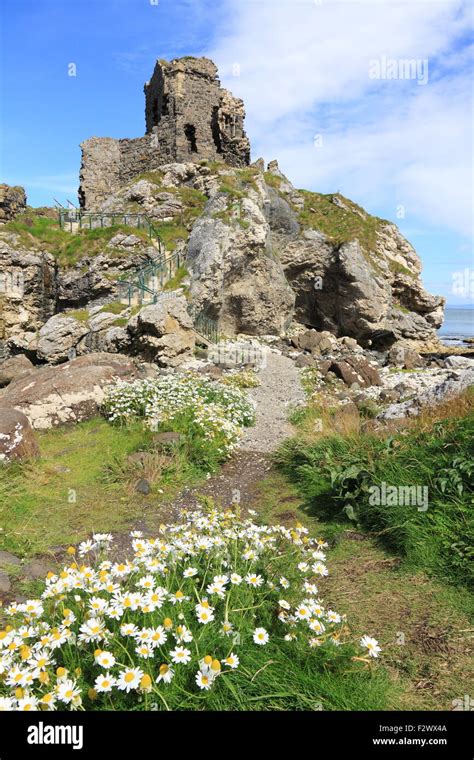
(79, 57, 251, 209)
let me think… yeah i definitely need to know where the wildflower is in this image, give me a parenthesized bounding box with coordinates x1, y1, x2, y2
(195, 671, 213, 690)
(245, 573, 264, 588)
(253, 627, 269, 646)
(170, 646, 191, 665)
(312, 562, 329, 577)
(295, 604, 311, 621)
(150, 626, 167, 646)
(56, 679, 81, 705)
(196, 602, 215, 625)
(40, 692, 56, 709)
(230, 573, 242, 585)
(157, 664, 174, 684)
(174, 625, 193, 643)
(183, 567, 198, 578)
(95, 673, 116, 693)
(280, 577, 290, 589)
(17, 695, 39, 711)
(222, 653, 239, 669)
(360, 635, 381, 658)
(120, 623, 138, 637)
(326, 610, 341, 624)
(136, 644, 154, 659)
(309, 620, 325, 635)
(95, 651, 116, 668)
(117, 668, 143, 693)
(22, 600, 44, 618)
(79, 618, 106, 643)
(140, 674, 152, 692)
(170, 590, 188, 605)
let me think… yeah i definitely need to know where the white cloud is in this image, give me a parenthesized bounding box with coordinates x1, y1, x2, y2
(207, 0, 473, 236)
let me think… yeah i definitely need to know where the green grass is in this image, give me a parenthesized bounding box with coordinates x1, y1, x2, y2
(67, 309, 90, 322)
(296, 190, 388, 258)
(252, 471, 473, 710)
(99, 301, 128, 315)
(0, 418, 209, 559)
(162, 265, 189, 292)
(2, 214, 154, 267)
(263, 172, 283, 189)
(274, 392, 474, 589)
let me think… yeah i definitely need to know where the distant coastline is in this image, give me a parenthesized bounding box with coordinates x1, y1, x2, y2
(438, 305, 474, 346)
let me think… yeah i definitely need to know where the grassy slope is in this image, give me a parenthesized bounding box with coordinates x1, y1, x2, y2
(275, 391, 474, 589)
(0, 419, 204, 559)
(255, 473, 473, 711)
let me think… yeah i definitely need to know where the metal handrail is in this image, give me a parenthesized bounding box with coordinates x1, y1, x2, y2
(57, 210, 164, 256)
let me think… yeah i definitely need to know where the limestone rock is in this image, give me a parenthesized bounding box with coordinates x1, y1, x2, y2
(0, 353, 137, 429)
(0, 408, 40, 462)
(187, 192, 294, 335)
(0, 235, 56, 344)
(0, 355, 33, 387)
(0, 184, 27, 222)
(388, 345, 424, 369)
(127, 296, 195, 367)
(37, 314, 90, 364)
(328, 356, 381, 388)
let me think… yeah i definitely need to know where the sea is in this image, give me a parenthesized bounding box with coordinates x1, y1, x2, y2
(438, 306, 474, 347)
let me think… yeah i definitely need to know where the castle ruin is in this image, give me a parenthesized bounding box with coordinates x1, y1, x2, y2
(79, 57, 251, 209)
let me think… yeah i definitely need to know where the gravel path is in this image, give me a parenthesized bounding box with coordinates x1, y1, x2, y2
(240, 349, 305, 453)
(148, 350, 304, 517)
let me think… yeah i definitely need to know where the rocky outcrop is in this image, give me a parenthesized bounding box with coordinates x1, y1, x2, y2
(37, 314, 90, 363)
(187, 190, 295, 335)
(0, 408, 39, 462)
(0, 353, 137, 429)
(127, 296, 195, 367)
(379, 365, 474, 420)
(0, 355, 34, 387)
(0, 185, 27, 223)
(0, 235, 56, 349)
(276, 199, 443, 348)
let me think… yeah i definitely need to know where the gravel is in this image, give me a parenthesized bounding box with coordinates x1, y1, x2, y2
(239, 349, 305, 453)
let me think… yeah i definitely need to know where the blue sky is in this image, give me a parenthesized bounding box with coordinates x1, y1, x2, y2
(0, 0, 472, 305)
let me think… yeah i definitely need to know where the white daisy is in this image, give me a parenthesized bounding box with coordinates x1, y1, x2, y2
(253, 627, 269, 646)
(170, 646, 191, 665)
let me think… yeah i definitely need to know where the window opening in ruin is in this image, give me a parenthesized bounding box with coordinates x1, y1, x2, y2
(184, 123, 198, 153)
(152, 99, 159, 125)
(211, 107, 223, 154)
(162, 94, 169, 116)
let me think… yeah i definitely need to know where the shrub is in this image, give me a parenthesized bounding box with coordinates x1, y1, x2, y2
(221, 369, 261, 389)
(0, 508, 381, 711)
(102, 374, 256, 463)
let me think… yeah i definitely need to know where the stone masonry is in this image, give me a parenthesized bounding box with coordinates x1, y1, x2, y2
(79, 57, 250, 210)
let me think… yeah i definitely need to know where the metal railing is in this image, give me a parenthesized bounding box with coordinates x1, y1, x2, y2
(56, 209, 220, 342)
(57, 210, 164, 255)
(116, 249, 183, 307)
(192, 312, 220, 344)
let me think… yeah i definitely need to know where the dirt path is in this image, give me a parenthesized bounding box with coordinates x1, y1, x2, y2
(156, 350, 304, 518)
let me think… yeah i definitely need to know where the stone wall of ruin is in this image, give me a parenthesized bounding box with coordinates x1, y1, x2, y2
(79, 57, 250, 209)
